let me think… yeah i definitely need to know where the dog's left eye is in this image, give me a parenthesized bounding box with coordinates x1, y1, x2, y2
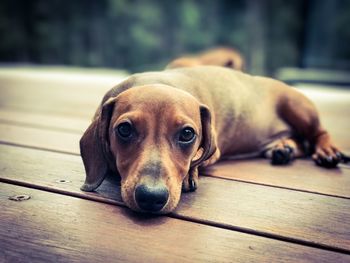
(179, 127, 196, 143)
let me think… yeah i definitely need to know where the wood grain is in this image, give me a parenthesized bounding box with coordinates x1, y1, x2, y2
(0, 123, 80, 154)
(0, 143, 123, 203)
(1, 123, 349, 199)
(204, 158, 350, 198)
(1, 144, 349, 252)
(0, 69, 124, 118)
(0, 109, 89, 133)
(3, 184, 349, 263)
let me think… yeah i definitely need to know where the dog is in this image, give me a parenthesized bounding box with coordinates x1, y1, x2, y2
(80, 66, 347, 214)
(166, 47, 245, 71)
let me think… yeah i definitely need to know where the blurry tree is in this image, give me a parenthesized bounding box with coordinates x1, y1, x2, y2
(265, 0, 305, 73)
(245, 0, 267, 75)
(302, 0, 350, 69)
(0, 0, 349, 75)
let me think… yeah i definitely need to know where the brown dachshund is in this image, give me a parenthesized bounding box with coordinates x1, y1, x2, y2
(166, 47, 245, 71)
(80, 66, 346, 214)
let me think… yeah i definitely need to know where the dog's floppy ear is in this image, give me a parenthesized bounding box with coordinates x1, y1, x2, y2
(80, 97, 117, 192)
(191, 105, 217, 167)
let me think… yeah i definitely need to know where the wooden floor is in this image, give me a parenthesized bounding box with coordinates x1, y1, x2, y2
(0, 67, 350, 262)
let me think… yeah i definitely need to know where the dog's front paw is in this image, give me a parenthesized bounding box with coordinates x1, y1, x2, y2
(182, 178, 197, 192)
(182, 168, 198, 192)
(271, 145, 294, 165)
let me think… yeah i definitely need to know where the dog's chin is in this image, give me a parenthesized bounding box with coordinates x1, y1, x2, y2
(121, 183, 182, 215)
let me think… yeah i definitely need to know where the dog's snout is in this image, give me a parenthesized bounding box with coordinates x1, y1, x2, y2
(135, 184, 169, 212)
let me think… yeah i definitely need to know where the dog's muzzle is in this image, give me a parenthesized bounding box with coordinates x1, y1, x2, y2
(135, 183, 169, 212)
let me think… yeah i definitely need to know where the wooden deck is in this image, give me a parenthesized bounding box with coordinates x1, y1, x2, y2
(0, 67, 350, 262)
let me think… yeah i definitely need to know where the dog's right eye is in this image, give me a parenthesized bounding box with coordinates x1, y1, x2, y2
(116, 122, 133, 140)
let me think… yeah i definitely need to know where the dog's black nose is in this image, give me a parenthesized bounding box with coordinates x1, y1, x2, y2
(135, 184, 169, 212)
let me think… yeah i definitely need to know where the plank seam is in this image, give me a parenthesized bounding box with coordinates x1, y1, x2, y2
(201, 174, 350, 200)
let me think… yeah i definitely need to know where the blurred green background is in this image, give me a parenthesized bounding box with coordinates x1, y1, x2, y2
(0, 0, 349, 76)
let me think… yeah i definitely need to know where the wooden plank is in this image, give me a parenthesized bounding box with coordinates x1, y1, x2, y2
(1, 144, 349, 252)
(0, 143, 123, 203)
(1, 122, 350, 199)
(0, 109, 89, 133)
(0, 123, 80, 155)
(3, 184, 349, 263)
(204, 158, 350, 199)
(0, 68, 126, 118)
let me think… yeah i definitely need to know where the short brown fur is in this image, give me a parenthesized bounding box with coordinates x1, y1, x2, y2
(80, 66, 343, 213)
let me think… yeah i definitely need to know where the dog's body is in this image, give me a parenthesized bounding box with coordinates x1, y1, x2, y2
(105, 67, 291, 158)
(80, 66, 342, 214)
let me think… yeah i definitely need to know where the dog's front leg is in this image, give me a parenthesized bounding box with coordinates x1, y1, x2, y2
(182, 167, 198, 192)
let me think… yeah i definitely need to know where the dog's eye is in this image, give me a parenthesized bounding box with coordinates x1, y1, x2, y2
(179, 127, 196, 143)
(116, 122, 133, 140)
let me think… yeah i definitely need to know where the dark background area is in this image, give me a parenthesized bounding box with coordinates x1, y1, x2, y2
(0, 0, 349, 76)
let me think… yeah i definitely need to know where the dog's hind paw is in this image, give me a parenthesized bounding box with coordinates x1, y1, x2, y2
(313, 150, 341, 168)
(312, 132, 343, 168)
(312, 139, 342, 168)
(340, 153, 350, 163)
(313, 155, 340, 168)
(271, 145, 294, 165)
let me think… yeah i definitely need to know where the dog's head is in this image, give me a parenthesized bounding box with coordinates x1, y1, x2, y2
(80, 84, 216, 213)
